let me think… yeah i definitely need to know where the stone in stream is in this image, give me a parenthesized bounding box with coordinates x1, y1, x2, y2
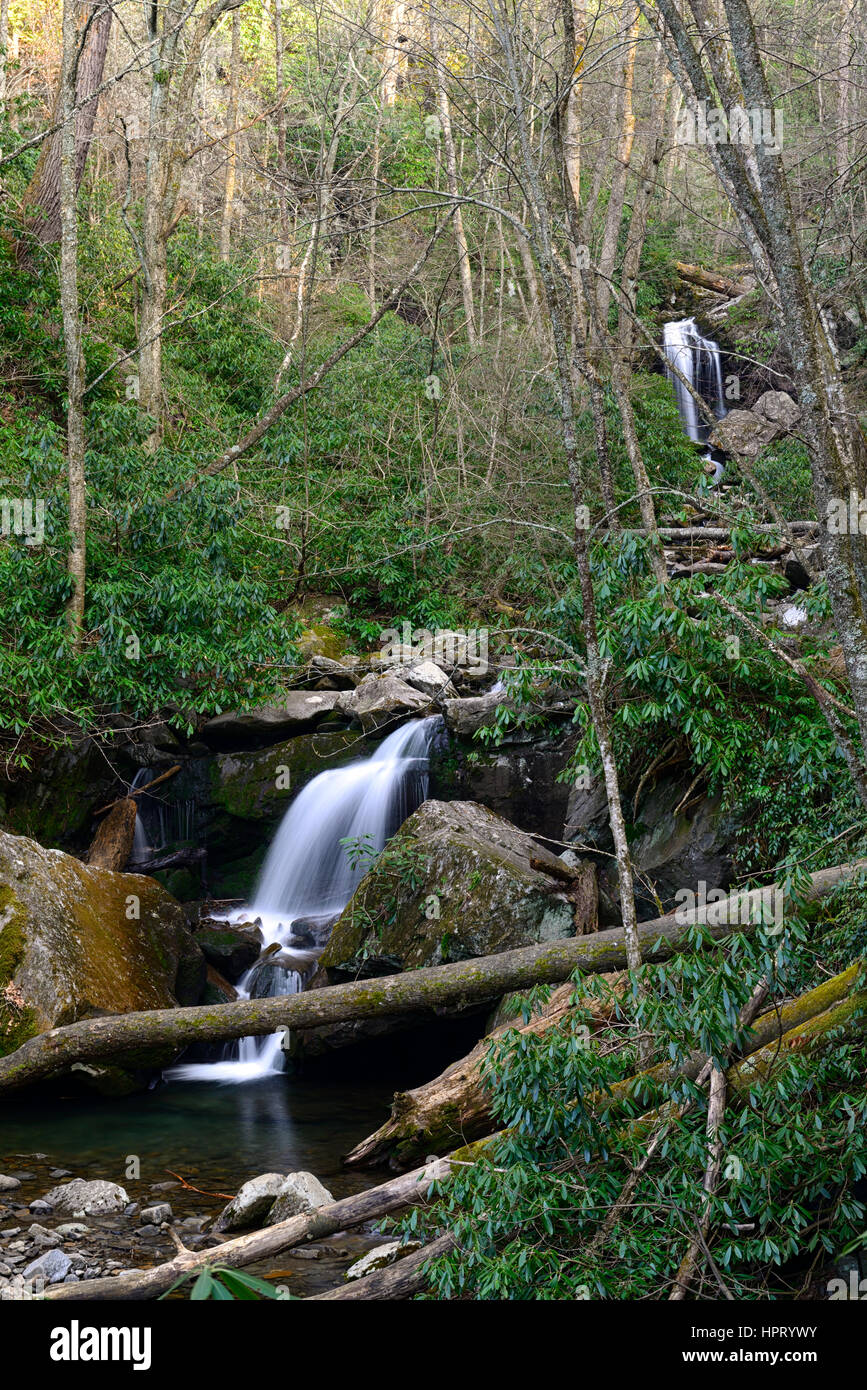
(41, 1180, 129, 1217)
(194, 919, 263, 982)
(140, 1204, 172, 1226)
(215, 1171, 334, 1232)
(22, 1248, 73, 1285)
(0, 1177, 20, 1193)
(214, 1173, 289, 1232)
(266, 1172, 334, 1225)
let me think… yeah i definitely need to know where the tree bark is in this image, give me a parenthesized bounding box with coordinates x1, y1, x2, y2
(21, 0, 112, 248)
(86, 798, 137, 871)
(219, 8, 241, 259)
(430, 18, 476, 346)
(347, 959, 862, 1172)
(1, 858, 861, 1094)
(308, 1232, 456, 1299)
(59, 0, 87, 646)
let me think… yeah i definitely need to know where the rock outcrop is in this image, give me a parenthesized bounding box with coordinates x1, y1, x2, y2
(0, 829, 204, 1058)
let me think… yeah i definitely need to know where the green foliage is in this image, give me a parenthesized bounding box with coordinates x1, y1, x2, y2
(162, 1265, 292, 1300)
(412, 923, 867, 1299)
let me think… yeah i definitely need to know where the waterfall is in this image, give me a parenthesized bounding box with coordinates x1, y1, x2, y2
(127, 766, 197, 866)
(168, 716, 441, 1084)
(663, 317, 727, 479)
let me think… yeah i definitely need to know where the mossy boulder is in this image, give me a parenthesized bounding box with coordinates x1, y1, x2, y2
(0, 829, 205, 1059)
(318, 799, 583, 977)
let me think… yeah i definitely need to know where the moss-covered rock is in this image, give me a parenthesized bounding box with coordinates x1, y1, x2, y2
(318, 799, 583, 977)
(0, 829, 205, 1059)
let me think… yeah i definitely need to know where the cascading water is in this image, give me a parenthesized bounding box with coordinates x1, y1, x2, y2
(168, 715, 441, 1084)
(127, 766, 197, 866)
(662, 317, 727, 480)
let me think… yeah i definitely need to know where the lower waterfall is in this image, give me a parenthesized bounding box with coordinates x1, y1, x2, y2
(168, 715, 440, 1083)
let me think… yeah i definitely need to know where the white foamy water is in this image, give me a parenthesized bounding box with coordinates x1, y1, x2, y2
(663, 317, 727, 481)
(168, 716, 440, 1083)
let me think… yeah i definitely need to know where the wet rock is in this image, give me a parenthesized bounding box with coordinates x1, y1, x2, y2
(28, 1201, 53, 1215)
(194, 920, 263, 982)
(338, 673, 432, 732)
(56, 1223, 89, 1239)
(266, 1172, 334, 1225)
(199, 692, 344, 750)
(140, 1204, 172, 1226)
(28, 1224, 62, 1249)
(0, 1177, 20, 1193)
(41, 1180, 129, 1217)
(215, 1174, 288, 1232)
(23, 1248, 72, 1285)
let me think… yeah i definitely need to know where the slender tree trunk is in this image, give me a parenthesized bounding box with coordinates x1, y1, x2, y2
(430, 17, 476, 345)
(0, 0, 10, 104)
(59, 0, 86, 647)
(219, 8, 241, 259)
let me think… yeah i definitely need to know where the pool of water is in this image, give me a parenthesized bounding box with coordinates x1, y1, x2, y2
(1, 1073, 396, 1202)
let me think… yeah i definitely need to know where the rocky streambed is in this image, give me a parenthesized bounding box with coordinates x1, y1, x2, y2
(0, 1070, 421, 1298)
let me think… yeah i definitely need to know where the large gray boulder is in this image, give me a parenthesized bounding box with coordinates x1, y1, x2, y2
(338, 673, 433, 731)
(266, 1172, 334, 1225)
(215, 1171, 334, 1232)
(318, 799, 592, 976)
(710, 390, 800, 459)
(0, 830, 204, 1057)
(214, 1173, 288, 1232)
(199, 691, 343, 748)
(41, 1179, 129, 1216)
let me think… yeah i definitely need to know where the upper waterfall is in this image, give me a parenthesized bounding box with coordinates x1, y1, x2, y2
(662, 317, 727, 469)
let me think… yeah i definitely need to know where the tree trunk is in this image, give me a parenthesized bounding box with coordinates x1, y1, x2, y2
(308, 1233, 456, 1300)
(344, 979, 617, 1170)
(0, 0, 10, 104)
(1, 859, 861, 1094)
(86, 798, 137, 871)
(59, 0, 86, 646)
(430, 18, 476, 345)
(22, 0, 112, 247)
(219, 8, 241, 260)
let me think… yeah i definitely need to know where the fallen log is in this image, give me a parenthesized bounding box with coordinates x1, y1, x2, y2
(45, 1157, 453, 1302)
(344, 978, 620, 1170)
(307, 1233, 456, 1300)
(1, 858, 862, 1094)
(129, 847, 206, 875)
(674, 261, 755, 297)
(85, 799, 137, 871)
(345, 961, 862, 1172)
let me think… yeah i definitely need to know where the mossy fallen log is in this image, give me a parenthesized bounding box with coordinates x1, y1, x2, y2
(345, 962, 864, 1171)
(0, 858, 862, 1094)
